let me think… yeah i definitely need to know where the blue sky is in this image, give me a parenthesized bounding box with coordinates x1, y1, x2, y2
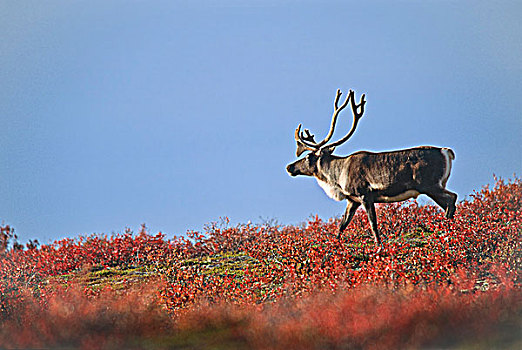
(2, 1, 521, 244)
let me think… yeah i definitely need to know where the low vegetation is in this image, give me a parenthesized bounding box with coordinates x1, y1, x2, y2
(0, 178, 520, 349)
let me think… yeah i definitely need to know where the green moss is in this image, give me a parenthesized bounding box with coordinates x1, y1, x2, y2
(181, 253, 262, 278)
(50, 265, 157, 292)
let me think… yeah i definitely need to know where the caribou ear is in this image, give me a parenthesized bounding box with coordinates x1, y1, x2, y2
(296, 141, 310, 157)
(321, 146, 336, 155)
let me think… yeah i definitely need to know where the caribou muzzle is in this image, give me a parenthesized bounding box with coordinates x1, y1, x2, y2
(286, 163, 299, 177)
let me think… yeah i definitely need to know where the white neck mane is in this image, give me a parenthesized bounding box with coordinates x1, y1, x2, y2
(316, 178, 346, 201)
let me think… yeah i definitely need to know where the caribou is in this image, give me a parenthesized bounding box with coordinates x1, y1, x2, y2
(286, 89, 457, 246)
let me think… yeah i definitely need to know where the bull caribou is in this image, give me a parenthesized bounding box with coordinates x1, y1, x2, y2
(286, 89, 457, 246)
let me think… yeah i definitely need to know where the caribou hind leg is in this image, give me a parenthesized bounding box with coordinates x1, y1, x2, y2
(425, 188, 457, 219)
(445, 189, 457, 218)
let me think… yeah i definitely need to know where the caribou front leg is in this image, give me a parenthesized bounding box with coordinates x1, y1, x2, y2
(338, 199, 360, 239)
(361, 196, 382, 246)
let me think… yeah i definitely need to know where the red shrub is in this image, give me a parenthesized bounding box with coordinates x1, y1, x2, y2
(0, 177, 520, 348)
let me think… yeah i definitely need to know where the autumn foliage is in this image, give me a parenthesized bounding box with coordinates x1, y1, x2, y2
(0, 178, 520, 349)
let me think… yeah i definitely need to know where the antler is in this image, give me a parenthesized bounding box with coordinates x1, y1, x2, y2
(294, 89, 351, 156)
(323, 90, 366, 149)
(294, 125, 317, 156)
(317, 88, 352, 148)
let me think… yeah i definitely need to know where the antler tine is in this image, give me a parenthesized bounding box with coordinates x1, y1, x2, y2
(350, 91, 366, 119)
(295, 124, 318, 156)
(324, 90, 366, 149)
(311, 89, 351, 148)
(302, 129, 316, 143)
(295, 124, 319, 148)
(334, 89, 342, 109)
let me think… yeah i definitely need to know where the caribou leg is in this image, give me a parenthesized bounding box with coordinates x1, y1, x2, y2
(425, 188, 457, 219)
(338, 199, 360, 238)
(361, 196, 382, 246)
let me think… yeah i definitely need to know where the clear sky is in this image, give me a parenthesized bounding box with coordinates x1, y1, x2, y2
(2, 1, 521, 244)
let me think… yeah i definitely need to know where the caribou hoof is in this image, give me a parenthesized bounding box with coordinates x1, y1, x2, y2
(446, 207, 456, 219)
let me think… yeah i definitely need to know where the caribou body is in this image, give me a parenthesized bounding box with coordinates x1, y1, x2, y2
(286, 89, 457, 246)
